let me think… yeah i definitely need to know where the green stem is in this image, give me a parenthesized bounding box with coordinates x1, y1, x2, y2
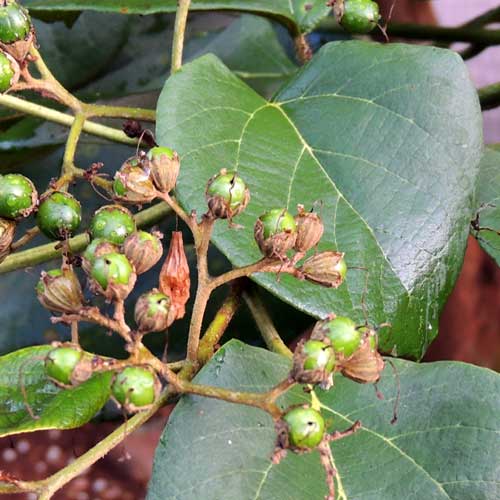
(84, 103, 156, 122)
(198, 282, 242, 364)
(171, 0, 191, 72)
(0, 94, 137, 146)
(243, 286, 293, 359)
(478, 82, 500, 110)
(318, 19, 500, 45)
(0, 202, 172, 274)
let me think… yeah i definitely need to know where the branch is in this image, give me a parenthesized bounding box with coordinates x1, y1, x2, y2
(317, 19, 500, 45)
(0, 94, 138, 145)
(478, 82, 500, 110)
(243, 285, 293, 359)
(198, 282, 242, 364)
(0, 202, 172, 274)
(84, 103, 156, 122)
(171, 0, 191, 72)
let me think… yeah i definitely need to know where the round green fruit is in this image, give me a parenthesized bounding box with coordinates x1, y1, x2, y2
(45, 346, 82, 385)
(148, 146, 174, 161)
(259, 208, 296, 239)
(36, 191, 81, 240)
(82, 238, 117, 265)
(302, 340, 335, 372)
(91, 252, 133, 290)
(89, 205, 136, 244)
(0, 1, 32, 44)
(0, 50, 16, 92)
(206, 170, 249, 218)
(0, 173, 37, 219)
(340, 0, 380, 34)
(283, 407, 325, 448)
(112, 366, 158, 408)
(324, 316, 361, 357)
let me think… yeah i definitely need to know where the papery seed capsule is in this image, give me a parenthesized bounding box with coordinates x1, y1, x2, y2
(36, 267, 84, 314)
(81, 238, 119, 275)
(134, 289, 171, 333)
(36, 191, 82, 240)
(123, 230, 163, 275)
(112, 366, 160, 411)
(205, 169, 250, 220)
(294, 204, 324, 252)
(147, 146, 180, 193)
(90, 252, 136, 301)
(89, 205, 136, 245)
(299, 251, 346, 288)
(159, 231, 190, 324)
(340, 336, 385, 384)
(254, 208, 297, 258)
(113, 156, 157, 204)
(0, 173, 37, 220)
(282, 406, 325, 449)
(0, 217, 15, 262)
(45, 346, 83, 386)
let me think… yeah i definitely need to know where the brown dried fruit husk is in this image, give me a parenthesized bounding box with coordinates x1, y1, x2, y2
(159, 231, 190, 323)
(0, 29, 35, 63)
(340, 337, 385, 384)
(294, 204, 324, 252)
(299, 251, 345, 288)
(37, 268, 84, 314)
(0, 218, 15, 262)
(254, 219, 297, 258)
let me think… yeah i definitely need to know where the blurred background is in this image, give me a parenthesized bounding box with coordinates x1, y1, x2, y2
(0, 0, 499, 498)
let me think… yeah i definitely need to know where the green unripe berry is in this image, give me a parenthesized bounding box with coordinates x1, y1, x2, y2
(148, 146, 174, 161)
(302, 340, 335, 372)
(324, 316, 361, 357)
(0, 50, 17, 92)
(89, 205, 136, 244)
(0, 173, 37, 219)
(82, 238, 118, 265)
(36, 191, 81, 240)
(0, 1, 32, 44)
(259, 208, 296, 239)
(91, 252, 133, 290)
(283, 407, 325, 449)
(112, 366, 158, 408)
(339, 0, 380, 34)
(45, 346, 82, 385)
(206, 170, 250, 219)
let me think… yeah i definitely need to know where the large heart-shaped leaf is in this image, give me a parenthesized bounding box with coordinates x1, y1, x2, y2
(148, 340, 500, 500)
(155, 42, 483, 359)
(0, 346, 113, 437)
(471, 147, 500, 265)
(23, 0, 331, 33)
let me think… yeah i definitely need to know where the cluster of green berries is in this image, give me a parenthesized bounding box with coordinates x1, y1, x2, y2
(0, 1, 35, 92)
(45, 345, 160, 411)
(334, 0, 381, 34)
(279, 315, 384, 453)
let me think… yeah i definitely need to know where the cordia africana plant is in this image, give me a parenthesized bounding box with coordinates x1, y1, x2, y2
(0, 0, 499, 499)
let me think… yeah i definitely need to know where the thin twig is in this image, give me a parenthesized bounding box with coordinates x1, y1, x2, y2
(171, 0, 192, 72)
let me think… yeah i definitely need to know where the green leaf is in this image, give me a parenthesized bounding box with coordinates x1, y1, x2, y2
(0, 346, 113, 437)
(472, 147, 500, 265)
(155, 42, 483, 359)
(34, 11, 130, 89)
(148, 340, 500, 500)
(23, 0, 331, 33)
(82, 15, 297, 100)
